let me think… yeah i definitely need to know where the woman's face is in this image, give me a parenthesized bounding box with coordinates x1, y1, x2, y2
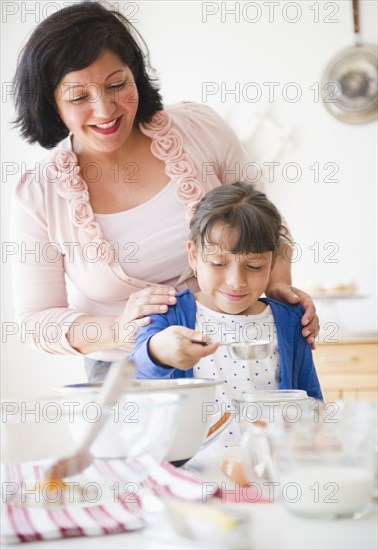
(54, 50, 139, 156)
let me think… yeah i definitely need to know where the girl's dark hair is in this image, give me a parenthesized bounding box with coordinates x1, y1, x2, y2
(13, 1, 163, 148)
(190, 182, 291, 255)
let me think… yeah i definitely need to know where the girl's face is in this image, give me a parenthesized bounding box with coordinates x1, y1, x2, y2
(54, 50, 139, 156)
(187, 224, 273, 315)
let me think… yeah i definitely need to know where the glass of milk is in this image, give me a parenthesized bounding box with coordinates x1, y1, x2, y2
(241, 398, 376, 519)
(238, 390, 312, 482)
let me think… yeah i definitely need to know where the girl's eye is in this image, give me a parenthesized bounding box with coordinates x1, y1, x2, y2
(211, 262, 225, 268)
(69, 95, 87, 104)
(247, 265, 262, 271)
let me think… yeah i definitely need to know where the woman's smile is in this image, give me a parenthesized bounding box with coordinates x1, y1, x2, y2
(89, 115, 123, 134)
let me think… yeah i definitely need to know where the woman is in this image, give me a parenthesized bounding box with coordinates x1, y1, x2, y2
(12, 1, 318, 381)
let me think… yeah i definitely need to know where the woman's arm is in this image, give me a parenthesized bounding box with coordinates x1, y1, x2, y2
(66, 285, 177, 354)
(265, 242, 319, 348)
(10, 172, 84, 355)
(11, 171, 177, 356)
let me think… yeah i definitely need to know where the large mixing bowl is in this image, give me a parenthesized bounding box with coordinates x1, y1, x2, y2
(58, 378, 226, 465)
(1, 392, 184, 467)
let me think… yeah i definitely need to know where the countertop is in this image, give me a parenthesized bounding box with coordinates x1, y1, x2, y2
(317, 331, 377, 344)
(2, 445, 377, 550)
(2, 499, 376, 550)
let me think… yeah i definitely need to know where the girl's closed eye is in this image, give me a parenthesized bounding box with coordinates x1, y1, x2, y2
(246, 265, 263, 271)
(69, 95, 87, 104)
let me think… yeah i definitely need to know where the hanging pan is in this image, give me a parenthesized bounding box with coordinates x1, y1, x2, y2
(321, 0, 377, 123)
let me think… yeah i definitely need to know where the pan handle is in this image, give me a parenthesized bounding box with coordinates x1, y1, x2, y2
(352, 0, 360, 40)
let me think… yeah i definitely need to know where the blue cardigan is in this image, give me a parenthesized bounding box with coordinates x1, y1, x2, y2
(129, 290, 322, 400)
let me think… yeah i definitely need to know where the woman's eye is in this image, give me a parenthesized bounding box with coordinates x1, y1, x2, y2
(108, 81, 126, 90)
(211, 262, 225, 268)
(247, 265, 262, 271)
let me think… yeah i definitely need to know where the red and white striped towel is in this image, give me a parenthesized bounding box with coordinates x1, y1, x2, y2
(1, 459, 216, 544)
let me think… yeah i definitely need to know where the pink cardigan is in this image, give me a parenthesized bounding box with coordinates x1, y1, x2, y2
(11, 102, 263, 358)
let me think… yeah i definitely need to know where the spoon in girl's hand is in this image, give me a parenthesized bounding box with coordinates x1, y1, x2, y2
(44, 359, 135, 481)
(190, 339, 271, 360)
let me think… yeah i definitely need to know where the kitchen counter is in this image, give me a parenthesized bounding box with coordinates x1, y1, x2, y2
(317, 330, 377, 344)
(2, 444, 377, 550)
(2, 499, 376, 550)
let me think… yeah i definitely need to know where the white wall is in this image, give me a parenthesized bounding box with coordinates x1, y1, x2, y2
(1, 1, 377, 399)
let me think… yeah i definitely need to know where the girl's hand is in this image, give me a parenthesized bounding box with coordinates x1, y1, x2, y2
(148, 326, 220, 370)
(114, 286, 177, 348)
(265, 283, 319, 349)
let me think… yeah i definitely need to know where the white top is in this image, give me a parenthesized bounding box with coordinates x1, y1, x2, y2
(193, 301, 280, 448)
(94, 180, 189, 286)
(193, 302, 280, 398)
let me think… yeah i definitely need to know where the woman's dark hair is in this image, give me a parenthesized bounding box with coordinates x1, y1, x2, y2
(13, 1, 163, 148)
(190, 182, 291, 255)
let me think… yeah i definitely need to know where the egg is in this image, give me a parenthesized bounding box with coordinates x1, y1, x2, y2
(220, 446, 251, 486)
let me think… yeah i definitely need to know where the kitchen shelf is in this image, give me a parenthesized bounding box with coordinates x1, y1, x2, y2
(313, 338, 378, 402)
(312, 293, 368, 301)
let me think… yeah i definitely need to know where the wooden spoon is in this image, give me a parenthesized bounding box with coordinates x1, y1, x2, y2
(44, 359, 135, 480)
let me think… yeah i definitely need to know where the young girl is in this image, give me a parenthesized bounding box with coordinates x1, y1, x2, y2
(130, 183, 322, 409)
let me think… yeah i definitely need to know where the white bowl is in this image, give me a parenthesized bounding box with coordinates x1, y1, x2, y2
(1, 393, 184, 467)
(68, 391, 185, 463)
(1, 397, 79, 463)
(58, 378, 226, 464)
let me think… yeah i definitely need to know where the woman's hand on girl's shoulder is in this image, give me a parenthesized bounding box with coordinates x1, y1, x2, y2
(266, 283, 319, 349)
(114, 285, 177, 345)
(122, 285, 177, 321)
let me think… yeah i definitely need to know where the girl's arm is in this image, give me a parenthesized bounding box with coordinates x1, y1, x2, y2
(130, 319, 218, 379)
(148, 326, 219, 370)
